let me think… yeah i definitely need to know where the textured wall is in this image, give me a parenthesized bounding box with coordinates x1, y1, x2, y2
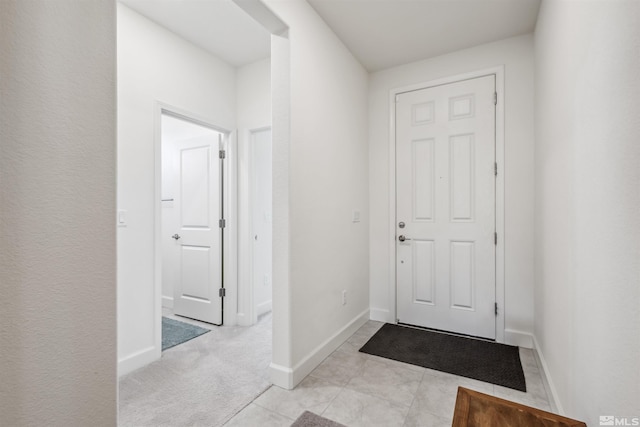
(534, 0, 640, 422)
(0, 0, 117, 425)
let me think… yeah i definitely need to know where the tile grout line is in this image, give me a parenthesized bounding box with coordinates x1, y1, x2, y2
(401, 369, 427, 427)
(319, 386, 346, 418)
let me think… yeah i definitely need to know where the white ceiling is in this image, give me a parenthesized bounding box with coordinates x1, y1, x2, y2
(119, 0, 540, 72)
(307, 0, 541, 71)
(119, 0, 271, 67)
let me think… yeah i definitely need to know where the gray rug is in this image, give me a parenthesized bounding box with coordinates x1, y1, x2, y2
(359, 323, 526, 391)
(161, 316, 210, 351)
(291, 411, 347, 427)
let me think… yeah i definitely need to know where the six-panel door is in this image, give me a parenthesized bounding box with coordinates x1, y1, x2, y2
(396, 75, 496, 339)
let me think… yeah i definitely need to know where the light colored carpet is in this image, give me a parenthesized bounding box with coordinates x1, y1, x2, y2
(119, 312, 272, 426)
(291, 411, 347, 427)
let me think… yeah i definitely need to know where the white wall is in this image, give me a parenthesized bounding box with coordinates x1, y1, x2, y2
(117, 4, 236, 374)
(369, 34, 535, 344)
(534, 0, 640, 422)
(237, 58, 272, 129)
(263, 0, 370, 388)
(269, 32, 293, 384)
(0, 1, 117, 424)
(237, 58, 272, 325)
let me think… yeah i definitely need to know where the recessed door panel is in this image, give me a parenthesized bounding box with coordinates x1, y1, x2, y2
(450, 134, 475, 222)
(412, 240, 435, 304)
(181, 146, 211, 228)
(413, 139, 435, 221)
(450, 241, 475, 310)
(181, 245, 211, 301)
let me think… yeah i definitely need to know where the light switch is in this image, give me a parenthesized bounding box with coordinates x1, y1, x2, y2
(118, 210, 127, 227)
(352, 210, 360, 223)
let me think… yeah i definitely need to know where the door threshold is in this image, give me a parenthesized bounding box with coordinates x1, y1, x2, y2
(396, 322, 495, 343)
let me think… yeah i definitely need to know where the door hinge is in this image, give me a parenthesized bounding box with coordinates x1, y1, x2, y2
(495, 302, 498, 316)
(219, 219, 226, 228)
(219, 150, 226, 159)
(494, 92, 497, 105)
(494, 162, 498, 176)
(494, 232, 497, 245)
(219, 288, 226, 298)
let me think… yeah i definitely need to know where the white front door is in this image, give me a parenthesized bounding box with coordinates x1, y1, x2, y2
(396, 75, 496, 339)
(171, 129, 224, 325)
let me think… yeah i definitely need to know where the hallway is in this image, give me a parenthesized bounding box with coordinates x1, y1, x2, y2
(119, 312, 272, 426)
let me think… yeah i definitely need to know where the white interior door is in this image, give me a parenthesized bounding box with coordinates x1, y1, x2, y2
(396, 75, 496, 339)
(169, 124, 224, 325)
(251, 128, 272, 318)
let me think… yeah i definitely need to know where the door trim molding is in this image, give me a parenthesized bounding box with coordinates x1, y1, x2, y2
(238, 126, 272, 327)
(388, 66, 505, 343)
(153, 102, 236, 354)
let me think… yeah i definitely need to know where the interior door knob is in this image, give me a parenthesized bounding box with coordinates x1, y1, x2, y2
(171, 234, 181, 240)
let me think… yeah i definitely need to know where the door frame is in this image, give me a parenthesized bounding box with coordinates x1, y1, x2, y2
(238, 125, 272, 327)
(153, 102, 238, 352)
(388, 66, 505, 343)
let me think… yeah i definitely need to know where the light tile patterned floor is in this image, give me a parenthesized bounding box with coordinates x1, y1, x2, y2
(224, 320, 551, 427)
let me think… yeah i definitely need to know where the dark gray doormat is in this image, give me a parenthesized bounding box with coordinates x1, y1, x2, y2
(359, 323, 526, 391)
(162, 317, 210, 351)
(291, 411, 346, 427)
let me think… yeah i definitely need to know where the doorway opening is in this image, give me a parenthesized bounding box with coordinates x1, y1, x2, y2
(160, 111, 227, 326)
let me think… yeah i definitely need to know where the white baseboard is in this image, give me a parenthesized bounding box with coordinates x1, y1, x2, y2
(504, 329, 534, 348)
(162, 295, 174, 309)
(269, 309, 370, 390)
(257, 300, 272, 316)
(269, 362, 294, 389)
(532, 335, 564, 415)
(369, 307, 391, 323)
(236, 312, 251, 327)
(118, 345, 159, 377)
(291, 309, 369, 387)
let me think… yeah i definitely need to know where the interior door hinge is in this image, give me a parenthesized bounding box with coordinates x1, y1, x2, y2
(494, 92, 497, 105)
(219, 219, 226, 228)
(494, 232, 497, 245)
(219, 288, 226, 298)
(494, 162, 498, 176)
(495, 302, 498, 316)
(219, 150, 226, 159)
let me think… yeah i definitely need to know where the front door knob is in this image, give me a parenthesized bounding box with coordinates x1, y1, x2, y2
(398, 235, 411, 242)
(171, 234, 181, 240)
